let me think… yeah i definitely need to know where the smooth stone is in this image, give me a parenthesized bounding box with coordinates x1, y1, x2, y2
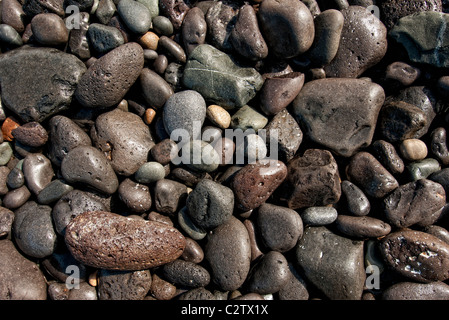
(371, 140, 405, 175)
(186, 179, 234, 230)
(259, 72, 305, 116)
(285, 149, 341, 210)
(390, 11, 449, 68)
(152, 15, 173, 36)
(0, 207, 14, 237)
(277, 263, 309, 300)
(257, 0, 315, 59)
(378, 101, 428, 143)
(150, 139, 178, 165)
(264, 109, 303, 163)
(382, 281, 449, 300)
(153, 178, 188, 215)
(245, 251, 290, 294)
(48, 115, 92, 166)
(295, 226, 365, 300)
(380, 0, 442, 30)
(52, 189, 107, 235)
(1, 0, 26, 33)
(65, 211, 185, 270)
(98, 269, 152, 300)
(140, 68, 174, 109)
(399, 139, 428, 161)
(0, 23, 23, 46)
(406, 158, 441, 181)
(324, 6, 388, 78)
(164, 62, 184, 91)
(118, 178, 152, 213)
(181, 237, 204, 264)
(0, 166, 10, 195)
(231, 159, 287, 212)
(12, 201, 57, 258)
(139, 31, 159, 50)
(182, 7, 207, 55)
(154, 54, 168, 74)
(163, 90, 206, 141)
(31, 13, 68, 45)
(293, 78, 385, 157)
(429, 168, 449, 195)
(379, 229, 449, 282)
(256, 203, 303, 253)
(205, 216, 251, 291)
(182, 44, 264, 109)
(149, 273, 176, 300)
(346, 151, 399, 198)
(159, 0, 190, 29)
(11, 122, 48, 148)
(384, 61, 421, 88)
(92, 108, 155, 176)
(96, 0, 116, 24)
(335, 215, 391, 239)
(22, 0, 64, 17)
(2, 185, 31, 209)
(424, 225, 449, 244)
(300, 206, 338, 226)
(206, 105, 231, 129)
(0, 46, 86, 123)
(61, 146, 119, 195)
(162, 259, 210, 288)
(431, 127, 449, 165)
(158, 35, 186, 63)
(135, 162, 166, 184)
(117, 0, 152, 34)
(68, 12, 91, 60)
(0, 239, 47, 300)
(230, 4, 268, 61)
(178, 206, 207, 240)
(204, 1, 239, 52)
(75, 42, 144, 109)
(137, 0, 159, 18)
(22, 153, 54, 195)
(244, 219, 263, 261)
(0, 142, 12, 166)
(87, 23, 124, 54)
(383, 179, 446, 228)
(230, 105, 268, 131)
(184, 140, 220, 173)
(307, 9, 344, 67)
(341, 180, 370, 216)
(36, 179, 74, 205)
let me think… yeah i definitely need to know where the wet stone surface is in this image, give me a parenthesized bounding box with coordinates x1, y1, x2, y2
(3, 0, 449, 303)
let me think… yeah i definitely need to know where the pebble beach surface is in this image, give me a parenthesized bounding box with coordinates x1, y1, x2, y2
(2, 0, 449, 302)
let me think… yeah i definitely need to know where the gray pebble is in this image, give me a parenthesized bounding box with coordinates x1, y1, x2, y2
(22, 153, 54, 196)
(135, 161, 166, 184)
(162, 259, 210, 288)
(117, 0, 152, 34)
(300, 206, 338, 226)
(36, 179, 74, 205)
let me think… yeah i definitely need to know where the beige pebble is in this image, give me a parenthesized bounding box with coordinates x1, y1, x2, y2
(206, 105, 231, 129)
(399, 138, 428, 161)
(144, 108, 157, 125)
(139, 32, 159, 50)
(88, 270, 98, 287)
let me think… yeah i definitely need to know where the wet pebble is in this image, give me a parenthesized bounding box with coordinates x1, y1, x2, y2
(135, 161, 166, 184)
(341, 180, 370, 216)
(162, 259, 210, 288)
(31, 13, 68, 46)
(22, 153, 54, 195)
(11, 122, 48, 148)
(118, 178, 152, 213)
(300, 206, 338, 226)
(117, 0, 152, 35)
(335, 215, 391, 239)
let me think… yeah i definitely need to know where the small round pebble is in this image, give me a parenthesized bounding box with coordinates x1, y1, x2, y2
(135, 161, 166, 184)
(399, 138, 428, 161)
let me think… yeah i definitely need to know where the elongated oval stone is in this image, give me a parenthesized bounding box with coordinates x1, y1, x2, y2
(65, 211, 186, 270)
(74, 42, 144, 109)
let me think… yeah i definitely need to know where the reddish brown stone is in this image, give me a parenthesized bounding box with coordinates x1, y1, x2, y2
(11, 122, 48, 147)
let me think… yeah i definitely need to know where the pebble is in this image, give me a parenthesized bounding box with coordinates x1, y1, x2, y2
(152, 16, 173, 36)
(149, 273, 176, 300)
(285, 149, 341, 210)
(75, 42, 144, 109)
(379, 229, 449, 282)
(0, 142, 13, 166)
(31, 13, 68, 46)
(384, 61, 421, 88)
(300, 206, 338, 226)
(277, 263, 309, 300)
(137, 0, 159, 19)
(245, 251, 290, 294)
(92, 108, 155, 176)
(36, 179, 74, 205)
(158, 36, 186, 64)
(117, 0, 152, 35)
(1, 0, 26, 33)
(182, 44, 264, 109)
(153, 179, 188, 215)
(22, 153, 54, 195)
(22, 0, 64, 17)
(98, 269, 152, 300)
(11, 122, 48, 148)
(293, 78, 385, 157)
(12, 201, 57, 258)
(162, 259, 210, 288)
(68, 12, 91, 60)
(61, 146, 119, 195)
(159, 0, 189, 30)
(406, 158, 441, 181)
(140, 68, 174, 109)
(0, 46, 86, 123)
(184, 140, 221, 173)
(0, 23, 23, 46)
(371, 140, 405, 175)
(399, 138, 428, 161)
(177, 206, 207, 241)
(0, 207, 14, 237)
(139, 31, 159, 50)
(231, 159, 287, 212)
(205, 1, 239, 52)
(0, 239, 47, 300)
(65, 211, 185, 270)
(181, 7, 207, 55)
(341, 180, 370, 216)
(256, 203, 303, 253)
(335, 215, 391, 239)
(86, 23, 124, 54)
(206, 105, 231, 129)
(258, 0, 315, 59)
(382, 281, 449, 300)
(96, 0, 116, 24)
(118, 178, 152, 213)
(295, 226, 365, 300)
(346, 151, 399, 198)
(231, 105, 268, 133)
(186, 179, 234, 230)
(181, 237, 204, 264)
(324, 6, 388, 78)
(431, 127, 449, 165)
(135, 161, 166, 184)
(150, 139, 178, 165)
(383, 179, 446, 228)
(205, 216, 251, 291)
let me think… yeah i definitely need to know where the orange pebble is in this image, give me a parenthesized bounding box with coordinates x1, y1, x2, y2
(139, 32, 159, 50)
(144, 108, 156, 125)
(2, 117, 20, 141)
